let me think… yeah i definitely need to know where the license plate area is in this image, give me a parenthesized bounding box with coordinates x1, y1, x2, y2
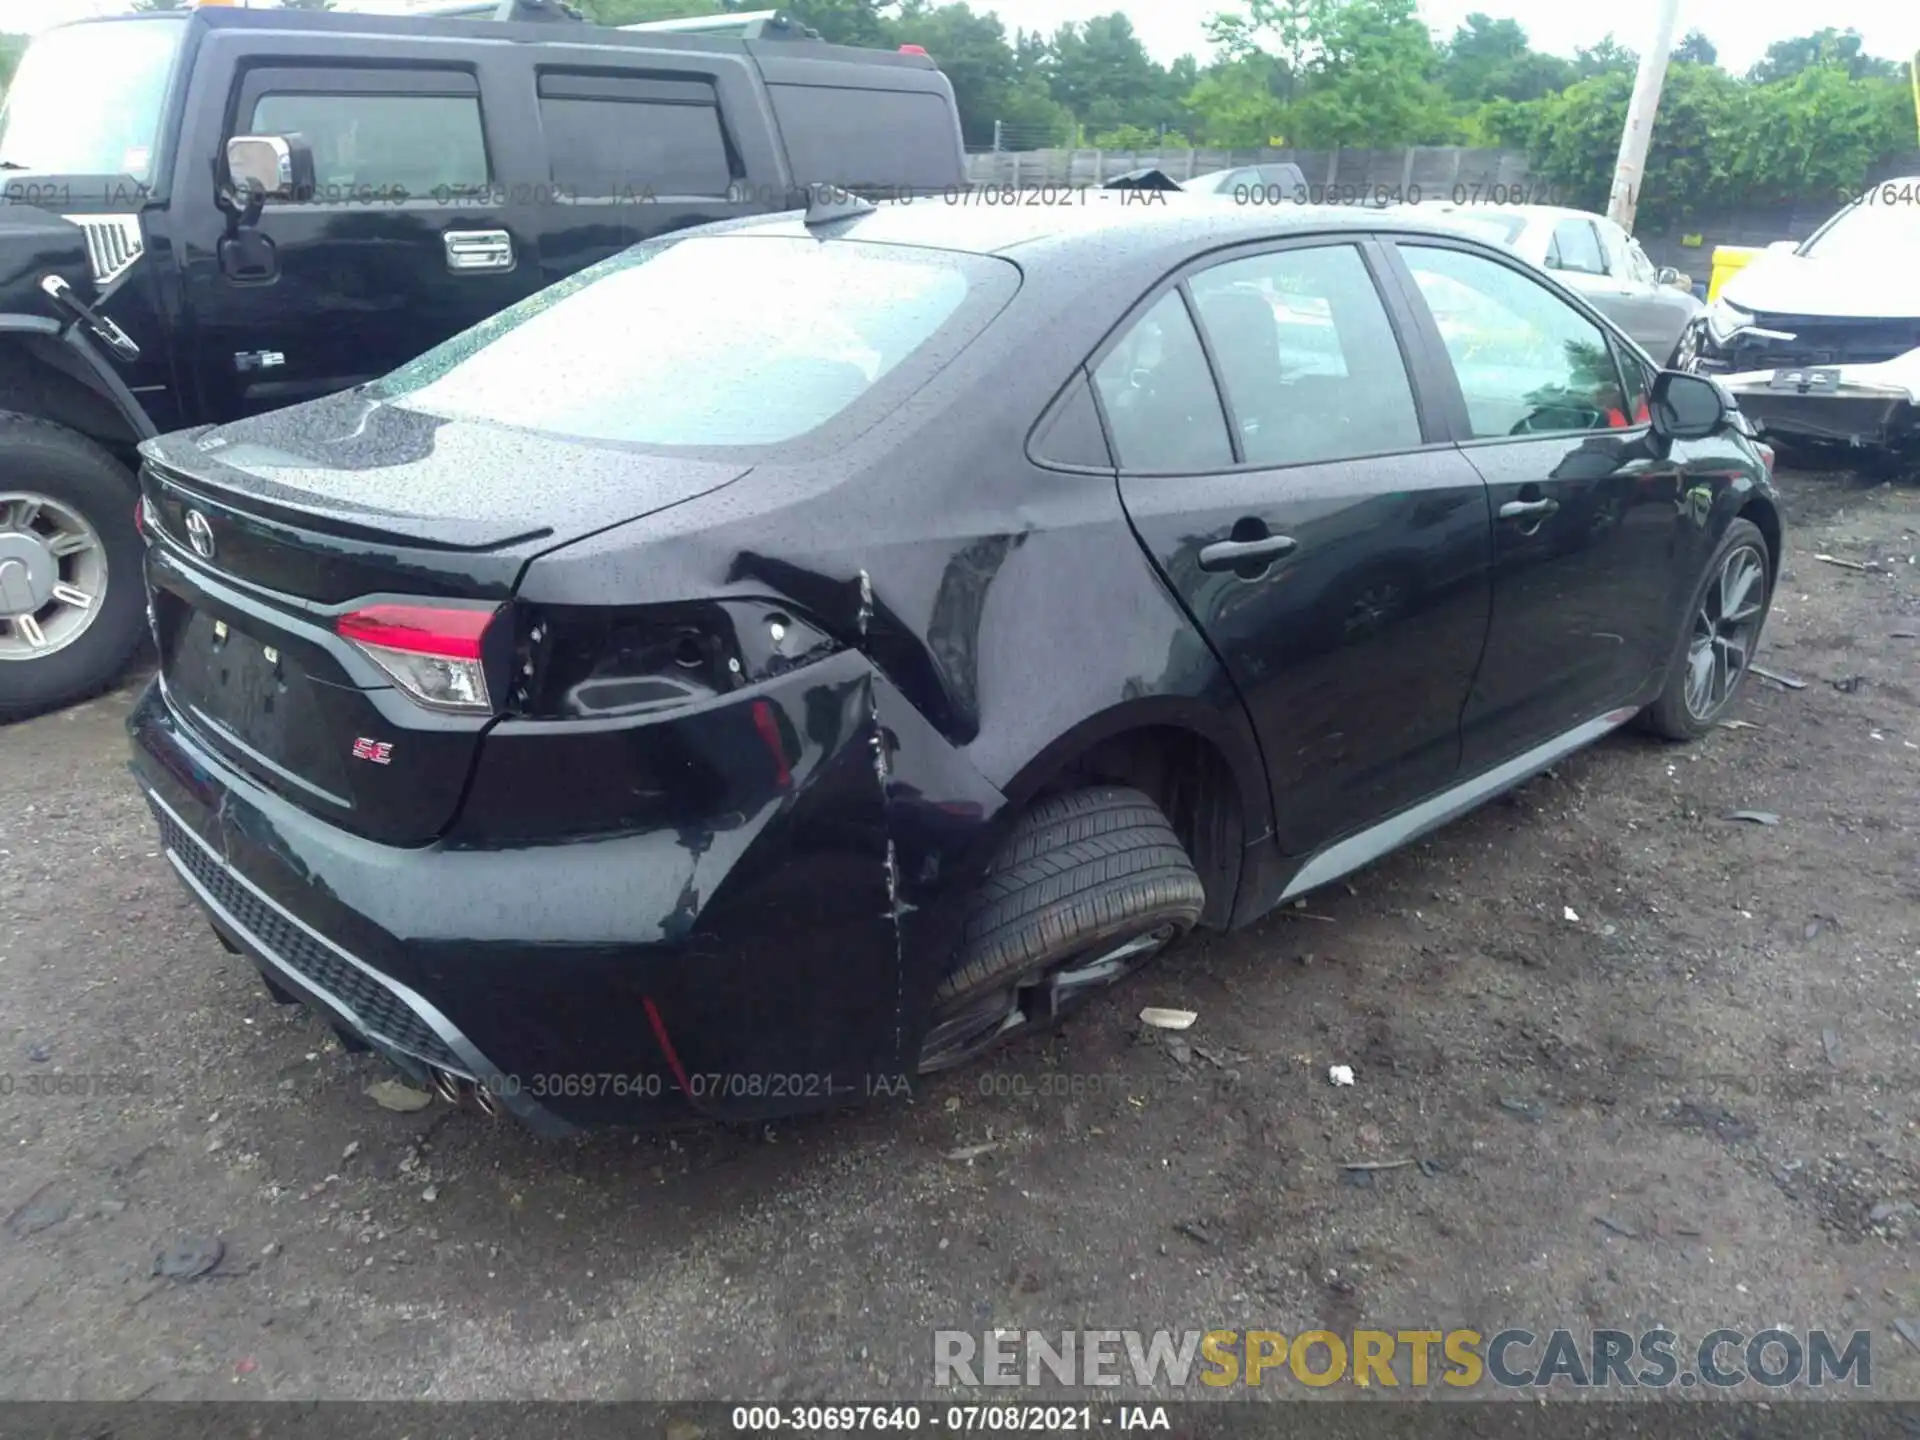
(1769, 367, 1841, 393)
(167, 606, 311, 748)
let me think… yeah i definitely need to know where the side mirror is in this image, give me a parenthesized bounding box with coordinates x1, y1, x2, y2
(1650, 369, 1727, 441)
(1655, 266, 1682, 286)
(224, 134, 315, 201)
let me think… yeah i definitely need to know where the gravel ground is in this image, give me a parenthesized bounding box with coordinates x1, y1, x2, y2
(1, 463, 1917, 1403)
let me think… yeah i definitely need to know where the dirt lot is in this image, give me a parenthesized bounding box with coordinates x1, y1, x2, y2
(2, 463, 1918, 1403)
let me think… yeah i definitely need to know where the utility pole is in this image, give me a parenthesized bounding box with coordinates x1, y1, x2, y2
(1605, 0, 1683, 233)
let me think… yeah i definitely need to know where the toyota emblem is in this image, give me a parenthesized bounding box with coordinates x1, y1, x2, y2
(184, 509, 215, 559)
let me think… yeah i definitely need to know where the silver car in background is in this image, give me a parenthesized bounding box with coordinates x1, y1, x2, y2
(1396, 203, 1704, 364)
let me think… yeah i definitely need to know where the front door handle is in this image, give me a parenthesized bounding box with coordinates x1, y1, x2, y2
(1198, 534, 1298, 571)
(1499, 498, 1559, 521)
(444, 229, 515, 273)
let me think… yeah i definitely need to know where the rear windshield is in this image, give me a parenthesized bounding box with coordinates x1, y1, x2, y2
(371, 234, 1005, 447)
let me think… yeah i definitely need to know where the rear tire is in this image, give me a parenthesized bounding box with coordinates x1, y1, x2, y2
(1638, 517, 1772, 741)
(916, 785, 1204, 1074)
(0, 414, 145, 722)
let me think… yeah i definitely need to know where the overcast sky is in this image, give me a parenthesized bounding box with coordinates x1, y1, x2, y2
(3, 0, 1916, 75)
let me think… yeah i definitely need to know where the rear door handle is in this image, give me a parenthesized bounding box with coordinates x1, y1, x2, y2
(444, 229, 515, 274)
(1499, 498, 1559, 521)
(1198, 535, 1298, 571)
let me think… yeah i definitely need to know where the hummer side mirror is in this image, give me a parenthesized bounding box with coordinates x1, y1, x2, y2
(224, 135, 315, 203)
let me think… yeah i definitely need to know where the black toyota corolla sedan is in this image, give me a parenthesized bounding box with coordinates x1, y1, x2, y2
(127, 195, 1781, 1133)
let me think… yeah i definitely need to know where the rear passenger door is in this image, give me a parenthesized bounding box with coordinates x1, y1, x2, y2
(1105, 238, 1494, 856)
(186, 59, 545, 420)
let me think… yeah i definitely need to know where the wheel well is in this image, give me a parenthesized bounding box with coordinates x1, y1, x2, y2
(1042, 725, 1245, 930)
(0, 334, 143, 466)
(1739, 494, 1783, 579)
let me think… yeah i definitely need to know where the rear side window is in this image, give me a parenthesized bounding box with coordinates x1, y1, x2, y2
(1546, 219, 1607, 275)
(249, 91, 488, 196)
(371, 235, 998, 447)
(770, 84, 959, 190)
(538, 72, 731, 197)
(1091, 292, 1233, 473)
(1188, 245, 1423, 467)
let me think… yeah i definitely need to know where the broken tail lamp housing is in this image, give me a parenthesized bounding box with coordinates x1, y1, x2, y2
(336, 602, 504, 714)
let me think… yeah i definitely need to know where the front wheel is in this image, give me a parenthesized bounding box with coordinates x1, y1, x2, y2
(1638, 517, 1772, 740)
(916, 785, 1204, 1075)
(0, 415, 146, 721)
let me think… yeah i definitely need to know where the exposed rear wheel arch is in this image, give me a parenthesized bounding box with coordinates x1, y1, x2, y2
(917, 784, 1205, 1075)
(1027, 723, 1248, 932)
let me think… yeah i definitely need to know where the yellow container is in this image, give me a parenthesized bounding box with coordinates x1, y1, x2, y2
(1708, 245, 1763, 302)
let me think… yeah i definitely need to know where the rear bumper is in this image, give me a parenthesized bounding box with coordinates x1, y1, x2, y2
(127, 652, 1006, 1131)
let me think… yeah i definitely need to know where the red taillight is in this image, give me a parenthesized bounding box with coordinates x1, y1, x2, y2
(1757, 442, 1775, 478)
(336, 602, 498, 712)
(898, 42, 927, 54)
(134, 498, 146, 540)
(338, 603, 492, 659)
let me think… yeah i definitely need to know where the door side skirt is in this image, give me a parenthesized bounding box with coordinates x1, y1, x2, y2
(1275, 705, 1642, 904)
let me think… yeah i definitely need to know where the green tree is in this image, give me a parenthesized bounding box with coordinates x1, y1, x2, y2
(1573, 35, 1636, 78)
(575, 0, 724, 23)
(1671, 30, 1717, 67)
(1747, 29, 1901, 84)
(889, 1, 1031, 147)
(1289, 0, 1459, 147)
(781, 0, 894, 48)
(1183, 56, 1288, 145)
(1441, 14, 1572, 103)
(1728, 65, 1915, 205)
(1047, 14, 1170, 132)
(1088, 122, 1190, 148)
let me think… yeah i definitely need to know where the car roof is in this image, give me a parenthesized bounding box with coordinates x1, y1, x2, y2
(1409, 202, 1602, 225)
(712, 194, 1497, 267)
(55, 3, 938, 69)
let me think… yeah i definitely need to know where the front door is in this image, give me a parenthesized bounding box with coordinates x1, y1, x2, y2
(1386, 238, 1683, 772)
(185, 63, 543, 422)
(1106, 238, 1494, 855)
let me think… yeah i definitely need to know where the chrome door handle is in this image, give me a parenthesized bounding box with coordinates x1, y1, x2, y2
(1499, 498, 1559, 521)
(444, 229, 515, 273)
(1198, 535, 1297, 571)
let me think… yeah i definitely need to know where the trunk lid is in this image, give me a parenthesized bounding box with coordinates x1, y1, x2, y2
(139, 390, 753, 845)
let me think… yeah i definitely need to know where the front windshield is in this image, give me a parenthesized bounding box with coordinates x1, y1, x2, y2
(1802, 191, 1920, 265)
(372, 234, 993, 447)
(0, 19, 183, 180)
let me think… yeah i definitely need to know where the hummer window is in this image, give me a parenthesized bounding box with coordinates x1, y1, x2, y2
(538, 72, 733, 199)
(248, 91, 489, 199)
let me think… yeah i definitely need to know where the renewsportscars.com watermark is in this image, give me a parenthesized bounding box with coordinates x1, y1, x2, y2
(933, 1328, 1872, 1391)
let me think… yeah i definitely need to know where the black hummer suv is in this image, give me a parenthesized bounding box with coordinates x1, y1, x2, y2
(0, 0, 966, 718)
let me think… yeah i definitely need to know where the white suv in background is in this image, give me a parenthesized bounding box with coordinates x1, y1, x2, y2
(1676, 180, 1920, 456)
